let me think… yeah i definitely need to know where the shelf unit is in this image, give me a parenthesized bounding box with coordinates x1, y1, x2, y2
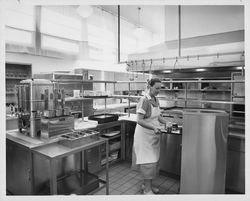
(6, 63, 32, 105)
(59, 77, 244, 118)
(160, 78, 244, 110)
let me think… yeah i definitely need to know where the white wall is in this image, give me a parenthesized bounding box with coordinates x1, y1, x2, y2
(6, 52, 127, 75)
(165, 5, 244, 41)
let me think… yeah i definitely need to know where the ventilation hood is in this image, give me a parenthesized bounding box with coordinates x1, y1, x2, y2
(126, 30, 244, 72)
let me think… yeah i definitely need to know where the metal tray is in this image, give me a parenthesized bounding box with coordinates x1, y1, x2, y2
(88, 113, 119, 124)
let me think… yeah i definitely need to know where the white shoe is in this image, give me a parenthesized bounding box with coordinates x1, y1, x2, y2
(143, 190, 155, 195)
(141, 184, 159, 194)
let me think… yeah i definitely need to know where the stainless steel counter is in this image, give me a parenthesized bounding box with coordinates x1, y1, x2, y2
(6, 112, 245, 194)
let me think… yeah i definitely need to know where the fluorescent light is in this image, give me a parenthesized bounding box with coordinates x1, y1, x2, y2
(236, 66, 243, 70)
(77, 5, 93, 18)
(163, 70, 172, 73)
(195, 68, 206, 72)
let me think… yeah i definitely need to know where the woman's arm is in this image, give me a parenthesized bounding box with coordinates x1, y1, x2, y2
(158, 115, 167, 125)
(137, 113, 161, 134)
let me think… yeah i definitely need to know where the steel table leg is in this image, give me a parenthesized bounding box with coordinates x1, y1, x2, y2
(49, 159, 57, 195)
(84, 150, 88, 185)
(106, 140, 109, 195)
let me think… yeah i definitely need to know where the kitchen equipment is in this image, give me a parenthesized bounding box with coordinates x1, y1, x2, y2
(180, 109, 229, 194)
(43, 110, 56, 118)
(40, 116, 74, 138)
(58, 130, 100, 148)
(17, 79, 72, 138)
(73, 90, 80, 98)
(160, 134, 182, 177)
(17, 79, 54, 137)
(172, 123, 178, 131)
(88, 113, 119, 124)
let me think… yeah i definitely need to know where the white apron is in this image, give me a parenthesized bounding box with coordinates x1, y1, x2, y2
(133, 105, 161, 164)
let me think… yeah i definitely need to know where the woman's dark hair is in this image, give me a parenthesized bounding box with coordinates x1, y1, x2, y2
(147, 78, 161, 87)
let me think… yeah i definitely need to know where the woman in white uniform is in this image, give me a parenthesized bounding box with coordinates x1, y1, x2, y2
(133, 78, 167, 194)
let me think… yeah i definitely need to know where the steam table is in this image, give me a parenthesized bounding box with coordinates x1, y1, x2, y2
(31, 138, 109, 195)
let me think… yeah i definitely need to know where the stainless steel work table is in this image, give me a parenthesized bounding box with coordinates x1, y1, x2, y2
(30, 137, 109, 195)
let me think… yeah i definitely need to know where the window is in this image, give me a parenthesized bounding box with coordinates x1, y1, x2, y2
(5, 28, 33, 45)
(41, 35, 79, 54)
(40, 7, 81, 54)
(5, 5, 35, 31)
(5, 5, 35, 46)
(41, 7, 82, 41)
(86, 7, 117, 62)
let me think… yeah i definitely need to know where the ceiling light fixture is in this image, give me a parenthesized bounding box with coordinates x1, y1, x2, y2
(134, 7, 145, 38)
(163, 70, 172, 73)
(195, 68, 206, 72)
(77, 5, 93, 18)
(236, 66, 243, 70)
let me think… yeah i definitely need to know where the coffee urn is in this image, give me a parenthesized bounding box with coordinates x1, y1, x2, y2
(17, 79, 54, 137)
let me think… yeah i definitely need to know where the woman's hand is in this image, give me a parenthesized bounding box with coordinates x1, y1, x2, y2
(154, 127, 161, 135)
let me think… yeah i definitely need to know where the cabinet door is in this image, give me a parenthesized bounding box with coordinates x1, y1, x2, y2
(6, 139, 32, 195)
(225, 137, 245, 193)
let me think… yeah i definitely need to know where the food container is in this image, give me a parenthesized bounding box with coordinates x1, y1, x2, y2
(73, 90, 80, 98)
(83, 90, 95, 96)
(43, 110, 56, 118)
(58, 130, 100, 148)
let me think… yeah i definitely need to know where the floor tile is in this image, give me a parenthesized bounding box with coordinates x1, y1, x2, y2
(93, 161, 179, 195)
(169, 181, 180, 192)
(110, 189, 123, 195)
(159, 179, 176, 191)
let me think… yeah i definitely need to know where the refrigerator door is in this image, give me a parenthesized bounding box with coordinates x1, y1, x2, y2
(180, 109, 229, 194)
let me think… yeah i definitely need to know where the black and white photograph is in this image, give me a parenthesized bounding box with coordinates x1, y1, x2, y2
(0, 0, 248, 201)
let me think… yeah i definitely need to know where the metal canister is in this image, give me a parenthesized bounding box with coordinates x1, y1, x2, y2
(55, 109, 62, 117)
(63, 107, 70, 116)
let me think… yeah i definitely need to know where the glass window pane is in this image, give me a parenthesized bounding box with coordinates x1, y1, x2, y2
(41, 7, 81, 41)
(5, 5, 35, 31)
(5, 27, 33, 45)
(41, 35, 79, 54)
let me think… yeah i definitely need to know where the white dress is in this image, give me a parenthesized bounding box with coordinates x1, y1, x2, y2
(134, 104, 161, 164)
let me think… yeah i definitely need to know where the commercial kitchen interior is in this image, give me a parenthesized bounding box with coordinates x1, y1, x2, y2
(1, 0, 248, 200)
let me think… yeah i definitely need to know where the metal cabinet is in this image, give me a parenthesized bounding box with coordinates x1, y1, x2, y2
(6, 139, 32, 195)
(159, 134, 182, 178)
(226, 137, 245, 193)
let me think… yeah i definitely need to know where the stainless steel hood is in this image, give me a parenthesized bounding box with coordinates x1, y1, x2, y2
(126, 30, 244, 72)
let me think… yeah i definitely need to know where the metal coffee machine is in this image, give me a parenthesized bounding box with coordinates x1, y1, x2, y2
(17, 79, 74, 138)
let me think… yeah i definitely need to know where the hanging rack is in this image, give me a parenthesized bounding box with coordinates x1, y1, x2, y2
(121, 51, 244, 70)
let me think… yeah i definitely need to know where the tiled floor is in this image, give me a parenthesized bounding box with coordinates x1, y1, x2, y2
(92, 161, 180, 195)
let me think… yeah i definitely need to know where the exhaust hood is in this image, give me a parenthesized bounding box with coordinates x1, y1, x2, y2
(126, 30, 244, 72)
